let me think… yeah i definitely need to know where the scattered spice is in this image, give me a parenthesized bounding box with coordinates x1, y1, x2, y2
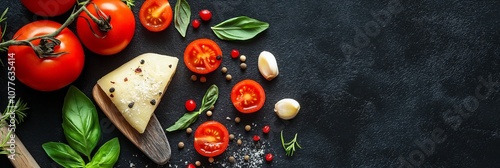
(191, 75, 197, 81)
(216, 55, 222, 60)
(135, 67, 142, 73)
(210, 105, 215, 110)
(159, 91, 163, 96)
(229, 134, 235, 140)
(208, 157, 215, 163)
(109, 87, 115, 93)
(186, 127, 193, 134)
(225, 74, 232, 81)
(110, 94, 114, 98)
(140, 59, 145, 64)
(221, 67, 228, 73)
(228, 156, 235, 163)
(150, 99, 156, 105)
(253, 135, 260, 142)
(245, 125, 251, 131)
(206, 110, 213, 117)
(240, 55, 247, 62)
(178, 142, 184, 149)
(237, 139, 242, 146)
(195, 161, 201, 166)
(110, 81, 115, 84)
(200, 76, 207, 83)
(124, 77, 128, 82)
(262, 125, 270, 134)
(234, 117, 241, 123)
(169, 64, 172, 68)
(265, 153, 273, 162)
(128, 102, 134, 108)
(244, 155, 250, 161)
(240, 63, 247, 70)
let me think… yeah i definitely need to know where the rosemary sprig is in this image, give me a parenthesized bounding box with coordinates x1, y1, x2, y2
(122, 0, 135, 8)
(0, 130, 13, 154)
(0, 8, 9, 55)
(1, 98, 29, 127)
(281, 131, 302, 156)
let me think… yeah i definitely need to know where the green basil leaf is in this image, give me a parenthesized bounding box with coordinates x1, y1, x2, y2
(86, 137, 120, 168)
(166, 112, 199, 132)
(174, 0, 191, 37)
(211, 16, 269, 40)
(198, 84, 219, 113)
(42, 142, 85, 168)
(62, 86, 101, 158)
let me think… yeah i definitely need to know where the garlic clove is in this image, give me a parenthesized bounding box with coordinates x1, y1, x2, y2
(274, 98, 300, 120)
(258, 51, 279, 81)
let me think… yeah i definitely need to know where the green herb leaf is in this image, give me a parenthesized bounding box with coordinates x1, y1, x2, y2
(86, 138, 120, 168)
(211, 16, 269, 40)
(166, 85, 219, 132)
(281, 131, 301, 156)
(174, 0, 190, 37)
(121, 0, 135, 8)
(42, 142, 85, 168)
(62, 86, 101, 159)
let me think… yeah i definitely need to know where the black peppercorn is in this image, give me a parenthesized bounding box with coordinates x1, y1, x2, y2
(128, 102, 134, 108)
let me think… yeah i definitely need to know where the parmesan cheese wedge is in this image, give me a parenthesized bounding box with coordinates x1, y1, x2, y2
(97, 53, 179, 134)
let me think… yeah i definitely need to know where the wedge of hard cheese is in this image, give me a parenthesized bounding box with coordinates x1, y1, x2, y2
(97, 53, 178, 134)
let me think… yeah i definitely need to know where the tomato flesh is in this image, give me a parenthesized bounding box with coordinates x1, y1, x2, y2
(184, 39, 223, 74)
(8, 20, 84, 91)
(139, 0, 173, 32)
(231, 79, 266, 113)
(194, 121, 229, 157)
(21, 0, 76, 17)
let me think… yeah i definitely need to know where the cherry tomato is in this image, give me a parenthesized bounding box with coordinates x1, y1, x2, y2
(192, 19, 200, 29)
(184, 38, 223, 74)
(199, 9, 212, 21)
(185, 99, 196, 112)
(194, 121, 229, 157)
(76, 0, 135, 55)
(8, 20, 84, 91)
(230, 49, 239, 59)
(21, 0, 76, 17)
(230, 79, 266, 113)
(262, 125, 270, 134)
(139, 0, 173, 32)
(265, 153, 273, 162)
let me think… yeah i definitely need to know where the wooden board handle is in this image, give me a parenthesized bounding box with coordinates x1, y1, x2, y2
(0, 114, 40, 168)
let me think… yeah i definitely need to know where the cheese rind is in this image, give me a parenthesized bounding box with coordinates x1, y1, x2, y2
(97, 53, 178, 134)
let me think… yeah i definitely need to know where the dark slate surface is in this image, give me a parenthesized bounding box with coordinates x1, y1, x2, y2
(1, 0, 500, 167)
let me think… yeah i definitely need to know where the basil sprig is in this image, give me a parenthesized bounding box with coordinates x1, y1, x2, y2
(43, 86, 120, 168)
(166, 84, 219, 132)
(174, 0, 191, 37)
(211, 16, 269, 40)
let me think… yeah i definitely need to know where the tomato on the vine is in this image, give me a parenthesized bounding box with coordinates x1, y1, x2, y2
(8, 20, 84, 91)
(76, 0, 135, 55)
(139, 0, 173, 32)
(231, 79, 266, 113)
(21, 0, 76, 17)
(194, 121, 229, 157)
(184, 38, 223, 74)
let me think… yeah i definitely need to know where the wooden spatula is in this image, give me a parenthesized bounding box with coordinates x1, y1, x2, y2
(92, 84, 171, 165)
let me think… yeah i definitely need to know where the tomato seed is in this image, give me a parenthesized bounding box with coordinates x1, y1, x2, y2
(262, 125, 270, 134)
(231, 49, 240, 59)
(253, 135, 260, 142)
(265, 153, 273, 162)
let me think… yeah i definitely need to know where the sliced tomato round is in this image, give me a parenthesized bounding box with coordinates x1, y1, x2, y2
(139, 0, 173, 32)
(194, 121, 229, 157)
(184, 38, 223, 74)
(231, 79, 266, 113)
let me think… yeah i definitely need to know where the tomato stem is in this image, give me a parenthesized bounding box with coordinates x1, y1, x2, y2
(0, 0, 92, 57)
(82, 3, 112, 33)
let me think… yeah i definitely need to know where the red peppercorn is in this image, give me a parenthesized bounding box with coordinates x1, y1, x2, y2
(262, 125, 270, 134)
(192, 19, 200, 29)
(199, 9, 212, 21)
(253, 135, 260, 142)
(230, 49, 240, 59)
(185, 99, 196, 112)
(265, 153, 273, 162)
(187, 163, 196, 168)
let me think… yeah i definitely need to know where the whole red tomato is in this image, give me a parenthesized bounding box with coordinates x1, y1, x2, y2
(21, 0, 76, 17)
(76, 0, 135, 55)
(8, 20, 85, 91)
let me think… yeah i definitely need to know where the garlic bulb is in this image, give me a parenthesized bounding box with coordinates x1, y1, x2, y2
(258, 51, 279, 81)
(274, 98, 300, 120)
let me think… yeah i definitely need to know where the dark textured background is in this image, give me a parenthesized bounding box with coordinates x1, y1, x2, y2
(1, 0, 500, 167)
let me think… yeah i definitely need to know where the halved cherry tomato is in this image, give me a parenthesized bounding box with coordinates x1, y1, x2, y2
(21, 0, 76, 17)
(8, 20, 84, 91)
(184, 38, 223, 74)
(194, 121, 229, 157)
(230, 79, 266, 113)
(139, 0, 173, 32)
(76, 0, 135, 55)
